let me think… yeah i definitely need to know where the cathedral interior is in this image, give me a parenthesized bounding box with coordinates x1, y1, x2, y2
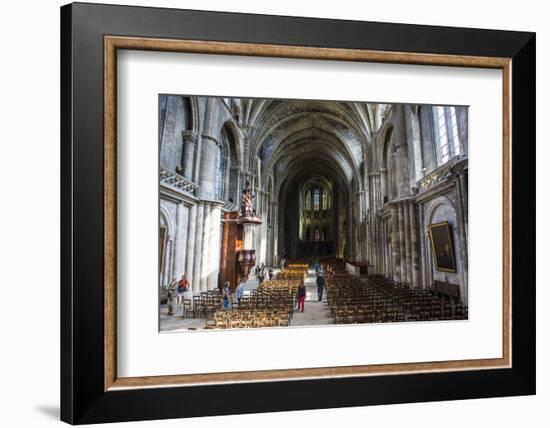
(159, 95, 469, 330)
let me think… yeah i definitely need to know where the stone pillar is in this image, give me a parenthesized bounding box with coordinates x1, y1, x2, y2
(386, 220, 392, 277)
(207, 205, 222, 290)
(425, 231, 433, 288)
(272, 202, 279, 264)
(355, 191, 363, 263)
(229, 166, 241, 203)
(460, 170, 468, 234)
(198, 135, 219, 199)
(162, 236, 174, 287)
(403, 201, 411, 285)
(409, 202, 419, 288)
(391, 204, 400, 282)
(168, 237, 176, 285)
(173, 202, 189, 280)
(200, 204, 211, 291)
(379, 168, 387, 204)
(192, 203, 205, 294)
(455, 175, 469, 303)
(258, 191, 268, 264)
(181, 131, 197, 179)
(418, 204, 427, 289)
(185, 204, 197, 291)
(375, 174, 381, 209)
(350, 201, 356, 260)
(398, 203, 406, 281)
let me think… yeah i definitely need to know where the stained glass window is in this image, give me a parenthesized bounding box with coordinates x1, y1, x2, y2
(313, 187, 320, 211)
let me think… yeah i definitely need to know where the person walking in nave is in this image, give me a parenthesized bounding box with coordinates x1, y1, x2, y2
(296, 280, 306, 312)
(177, 274, 189, 307)
(223, 281, 232, 310)
(258, 263, 266, 285)
(314, 260, 321, 275)
(316, 267, 325, 302)
(235, 278, 245, 306)
(166, 277, 178, 316)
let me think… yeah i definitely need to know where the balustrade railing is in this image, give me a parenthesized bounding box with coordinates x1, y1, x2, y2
(160, 167, 199, 196)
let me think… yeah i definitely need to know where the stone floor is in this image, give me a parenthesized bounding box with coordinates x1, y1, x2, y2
(289, 268, 333, 326)
(159, 267, 334, 332)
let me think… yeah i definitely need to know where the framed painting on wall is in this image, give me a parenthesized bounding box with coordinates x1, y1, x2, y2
(61, 2, 535, 424)
(428, 221, 457, 273)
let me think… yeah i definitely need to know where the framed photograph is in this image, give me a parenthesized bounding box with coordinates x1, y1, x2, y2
(61, 2, 535, 424)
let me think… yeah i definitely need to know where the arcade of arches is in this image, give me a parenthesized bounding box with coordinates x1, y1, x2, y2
(159, 96, 469, 327)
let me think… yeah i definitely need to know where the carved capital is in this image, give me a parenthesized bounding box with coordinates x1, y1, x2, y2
(181, 130, 198, 144)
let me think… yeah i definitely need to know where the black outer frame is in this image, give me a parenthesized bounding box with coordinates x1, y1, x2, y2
(60, 2, 535, 424)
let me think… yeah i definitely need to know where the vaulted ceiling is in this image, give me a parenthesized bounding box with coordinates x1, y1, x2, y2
(236, 99, 391, 202)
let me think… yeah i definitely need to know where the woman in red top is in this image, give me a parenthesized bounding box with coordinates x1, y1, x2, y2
(296, 280, 306, 312)
(177, 274, 189, 307)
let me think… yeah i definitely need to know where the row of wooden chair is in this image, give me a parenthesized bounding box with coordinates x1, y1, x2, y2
(181, 290, 223, 319)
(326, 274, 468, 324)
(276, 269, 307, 280)
(205, 309, 291, 329)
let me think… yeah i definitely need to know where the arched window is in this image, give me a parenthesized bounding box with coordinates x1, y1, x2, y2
(322, 190, 328, 210)
(313, 187, 320, 211)
(386, 140, 398, 199)
(305, 190, 311, 210)
(433, 106, 461, 165)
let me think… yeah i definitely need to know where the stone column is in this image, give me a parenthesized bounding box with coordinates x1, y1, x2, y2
(460, 170, 468, 234)
(207, 205, 222, 290)
(403, 202, 411, 284)
(455, 176, 469, 303)
(192, 203, 205, 294)
(418, 204, 427, 289)
(272, 202, 279, 264)
(350, 201, 356, 260)
(425, 231, 433, 288)
(229, 166, 242, 203)
(181, 131, 197, 179)
(391, 204, 400, 282)
(375, 174, 381, 209)
(409, 202, 419, 288)
(173, 202, 189, 280)
(398, 203, 406, 281)
(379, 169, 387, 207)
(168, 237, 176, 285)
(198, 134, 219, 200)
(185, 204, 197, 291)
(162, 236, 174, 287)
(200, 204, 211, 291)
(258, 191, 268, 264)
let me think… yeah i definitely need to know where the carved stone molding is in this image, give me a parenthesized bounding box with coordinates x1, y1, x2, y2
(417, 157, 468, 193)
(418, 163, 453, 192)
(201, 133, 220, 147)
(160, 167, 199, 196)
